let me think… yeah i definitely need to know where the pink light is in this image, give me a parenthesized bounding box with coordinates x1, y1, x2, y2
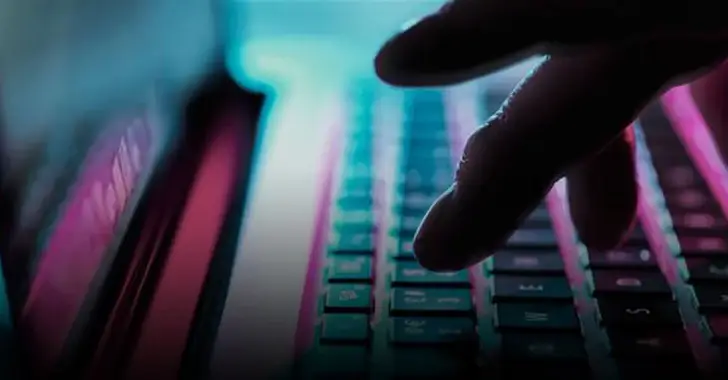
(20, 113, 153, 374)
(661, 86, 728, 217)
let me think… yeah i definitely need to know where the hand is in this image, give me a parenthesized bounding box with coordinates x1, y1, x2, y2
(373, 0, 728, 271)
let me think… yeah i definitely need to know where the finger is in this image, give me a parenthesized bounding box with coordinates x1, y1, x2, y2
(566, 128, 638, 250)
(690, 60, 728, 162)
(374, 0, 726, 87)
(412, 45, 678, 272)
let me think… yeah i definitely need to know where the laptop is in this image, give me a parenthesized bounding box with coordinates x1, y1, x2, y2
(4, 0, 728, 379)
(203, 3, 728, 379)
(0, 0, 264, 378)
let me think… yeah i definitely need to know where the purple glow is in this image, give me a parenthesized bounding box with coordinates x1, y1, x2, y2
(662, 86, 728, 216)
(20, 111, 154, 371)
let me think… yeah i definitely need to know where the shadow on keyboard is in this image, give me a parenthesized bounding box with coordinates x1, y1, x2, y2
(289, 82, 728, 380)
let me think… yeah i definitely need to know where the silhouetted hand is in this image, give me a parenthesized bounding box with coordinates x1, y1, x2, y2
(374, 0, 728, 271)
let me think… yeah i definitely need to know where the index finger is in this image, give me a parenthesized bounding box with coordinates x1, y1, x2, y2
(374, 0, 726, 87)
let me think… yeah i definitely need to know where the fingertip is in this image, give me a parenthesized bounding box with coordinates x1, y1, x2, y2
(412, 190, 494, 272)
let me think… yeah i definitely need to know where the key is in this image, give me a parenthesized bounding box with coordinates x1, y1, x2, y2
(495, 303, 580, 331)
(502, 333, 589, 380)
(657, 164, 706, 189)
(399, 205, 428, 219)
(685, 257, 728, 283)
(328, 256, 372, 283)
(607, 329, 692, 357)
(337, 195, 374, 211)
(707, 315, 728, 343)
(400, 193, 438, 210)
(399, 215, 421, 231)
(390, 348, 477, 378)
(591, 270, 672, 298)
(325, 284, 372, 312)
(391, 262, 470, 287)
(693, 285, 728, 313)
(492, 276, 572, 302)
(330, 231, 376, 255)
(500, 333, 589, 379)
(310, 346, 369, 379)
(342, 178, 373, 193)
(585, 248, 658, 270)
(506, 229, 558, 248)
(320, 314, 370, 343)
(672, 210, 728, 234)
(501, 332, 587, 361)
(332, 210, 375, 226)
(388, 317, 476, 345)
(664, 188, 720, 211)
(596, 299, 682, 328)
(392, 239, 415, 260)
(390, 288, 473, 315)
(490, 251, 565, 275)
(677, 235, 728, 256)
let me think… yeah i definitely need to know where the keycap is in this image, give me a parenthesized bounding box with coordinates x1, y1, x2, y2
(495, 303, 580, 331)
(399, 215, 421, 231)
(505, 229, 558, 248)
(400, 193, 438, 210)
(490, 251, 564, 275)
(664, 188, 720, 211)
(399, 205, 428, 219)
(677, 235, 728, 256)
(672, 210, 728, 234)
(390, 348, 477, 378)
(337, 195, 374, 210)
(591, 270, 672, 298)
(391, 262, 470, 287)
(501, 332, 587, 361)
(693, 285, 728, 313)
(328, 256, 373, 282)
(606, 329, 692, 357)
(342, 178, 373, 192)
(656, 164, 705, 189)
(330, 229, 376, 255)
(388, 317, 476, 345)
(492, 276, 572, 302)
(309, 346, 369, 379)
(596, 299, 682, 328)
(321, 314, 370, 343)
(333, 210, 375, 225)
(500, 333, 590, 379)
(707, 315, 728, 343)
(390, 288, 473, 315)
(685, 257, 728, 283)
(585, 248, 658, 270)
(392, 239, 415, 260)
(325, 284, 372, 312)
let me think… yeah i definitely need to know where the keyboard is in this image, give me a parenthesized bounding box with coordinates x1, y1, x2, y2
(291, 83, 728, 379)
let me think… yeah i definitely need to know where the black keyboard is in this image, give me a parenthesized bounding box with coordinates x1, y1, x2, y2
(293, 85, 728, 379)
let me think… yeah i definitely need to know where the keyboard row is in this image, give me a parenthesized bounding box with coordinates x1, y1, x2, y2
(300, 91, 728, 379)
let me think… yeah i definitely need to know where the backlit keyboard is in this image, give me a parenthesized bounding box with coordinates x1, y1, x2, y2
(292, 84, 728, 379)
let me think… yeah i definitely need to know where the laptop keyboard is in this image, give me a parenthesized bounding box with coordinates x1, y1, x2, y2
(297, 87, 728, 379)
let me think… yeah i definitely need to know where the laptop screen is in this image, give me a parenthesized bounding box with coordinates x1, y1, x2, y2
(12, 99, 170, 376)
